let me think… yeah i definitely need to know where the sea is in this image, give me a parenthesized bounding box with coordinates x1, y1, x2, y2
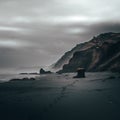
(0, 65, 119, 83)
(0, 66, 41, 82)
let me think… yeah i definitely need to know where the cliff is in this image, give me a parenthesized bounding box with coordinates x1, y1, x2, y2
(52, 42, 87, 70)
(53, 32, 120, 73)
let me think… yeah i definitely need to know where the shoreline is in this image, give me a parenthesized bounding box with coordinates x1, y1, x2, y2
(0, 71, 119, 83)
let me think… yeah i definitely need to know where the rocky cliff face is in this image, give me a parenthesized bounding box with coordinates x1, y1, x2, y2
(52, 42, 87, 70)
(53, 32, 120, 73)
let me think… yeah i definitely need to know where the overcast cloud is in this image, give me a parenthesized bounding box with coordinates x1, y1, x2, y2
(0, 0, 120, 71)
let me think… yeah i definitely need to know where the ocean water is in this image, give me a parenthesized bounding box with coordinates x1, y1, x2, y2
(0, 67, 39, 82)
(0, 71, 117, 82)
(0, 65, 54, 82)
(0, 66, 41, 82)
(0, 73, 40, 82)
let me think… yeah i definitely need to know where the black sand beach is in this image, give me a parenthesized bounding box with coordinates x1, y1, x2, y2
(0, 72, 120, 120)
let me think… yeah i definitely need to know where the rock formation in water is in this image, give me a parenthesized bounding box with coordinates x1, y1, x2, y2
(53, 32, 120, 73)
(39, 68, 52, 74)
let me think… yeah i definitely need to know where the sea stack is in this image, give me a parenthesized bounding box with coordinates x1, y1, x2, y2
(39, 68, 52, 74)
(74, 68, 85, 78)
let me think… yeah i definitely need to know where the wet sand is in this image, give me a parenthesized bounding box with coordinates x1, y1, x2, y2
(0, 72, 120, 120)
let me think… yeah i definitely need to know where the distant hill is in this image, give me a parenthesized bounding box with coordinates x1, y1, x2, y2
(52, 32, 120, 73)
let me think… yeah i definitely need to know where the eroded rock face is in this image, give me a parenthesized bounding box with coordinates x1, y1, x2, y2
(57, 32, 120, 73)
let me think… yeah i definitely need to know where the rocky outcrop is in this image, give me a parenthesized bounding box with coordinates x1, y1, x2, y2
(56, 32, 120, 73)
(39, 68, 52, 74)
(73, 68, 85, 78)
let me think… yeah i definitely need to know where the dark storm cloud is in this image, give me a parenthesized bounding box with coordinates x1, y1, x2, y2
(68, 22, 120, 42)
(89, 22, 120, 33)
(0, 0, 120, 69)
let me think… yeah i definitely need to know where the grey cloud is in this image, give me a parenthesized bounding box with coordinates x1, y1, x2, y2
(0, 21, 120, 69)
(0, 0, 120, 70)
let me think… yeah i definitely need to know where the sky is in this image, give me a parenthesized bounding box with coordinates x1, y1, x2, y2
(0, 0, 120, 72)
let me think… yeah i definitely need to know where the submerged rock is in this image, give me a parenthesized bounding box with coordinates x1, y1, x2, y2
(73, 68, 85, 78)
